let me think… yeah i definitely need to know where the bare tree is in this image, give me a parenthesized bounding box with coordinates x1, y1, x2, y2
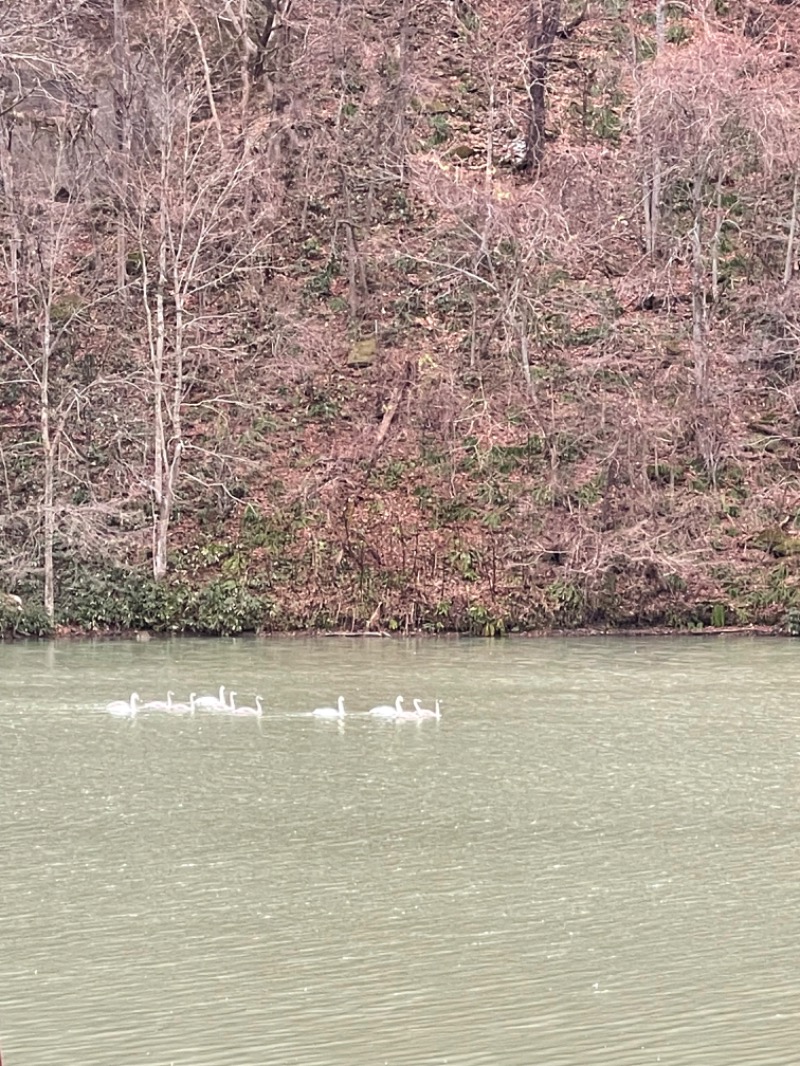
(631, 2, 666, 258)
(749, 74, 800, 289)
(112, 0, 133, 300)
(522, 0, 561, 172)
(635, 35, 758, 400)
(125, 6, 270, 579)
(0, 85, 99, 619)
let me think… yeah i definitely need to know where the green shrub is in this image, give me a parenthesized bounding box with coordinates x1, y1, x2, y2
(0, 602, 52, 638)
(56, 565, 271, 636)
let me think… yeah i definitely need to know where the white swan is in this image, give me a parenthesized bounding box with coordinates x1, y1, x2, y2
(195, 685, 227, 711)
(368, 695, 404, 718)
(313, 696, 346, 719)
(143, 691, 175, 711)
(395, 702, 424, 721)
(232, 696, 263, 718)
(167, 693, 196, 715)
(106, 693, 140, 717)
(413, 698, 441, 720)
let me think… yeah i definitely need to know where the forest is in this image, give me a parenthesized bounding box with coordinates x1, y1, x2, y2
(3, 0, 800, 638)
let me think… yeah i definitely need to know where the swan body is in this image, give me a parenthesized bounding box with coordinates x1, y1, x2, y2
(106, 693, 140, 717)
(413, 698, 441, 720)
(395, 702, 424, 721)
(232, 696, 263, 717)
(368, 695, 404, 718)
(195, 685, 227, 711)
(143, 691, 175, 711)
(167, 693, 196, 715)
(313, 696, 346, 719)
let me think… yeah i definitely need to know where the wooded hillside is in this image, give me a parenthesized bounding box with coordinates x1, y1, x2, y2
(3, 0, 800, 637)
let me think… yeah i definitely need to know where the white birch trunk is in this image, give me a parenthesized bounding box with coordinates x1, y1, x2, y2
(151, 208, 169, 579)
(41, 310, 55, 622)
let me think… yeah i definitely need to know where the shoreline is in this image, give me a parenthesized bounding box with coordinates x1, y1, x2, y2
(2, 622, 786, 642)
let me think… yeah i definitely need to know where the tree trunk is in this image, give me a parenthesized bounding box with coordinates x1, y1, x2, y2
(691, 168, 708, 402)
(523, 0, 562, 172)
(113, 0, 131, 302)
(142, 158, 170, 580)
(640, 3, 663, 258)
(784, 171, 799, 288)
(151, 227, 168, 579)
(518, 296, 532, 386)
(146, 113, 187, 581)
(41, 310, 55, 622)
(152, 261, 187, 580)
(250, 0, 279, 84)
(643, 154, 662, 258)
(655, 0, 666, 53)
(710, 180, 723, 305)
(0, 127, 22, 325)
(239, 0, 253, 126)
(153, 441, 182, 581)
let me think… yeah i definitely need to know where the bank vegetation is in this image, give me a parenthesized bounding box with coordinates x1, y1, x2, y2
(3, 0, 800, 638)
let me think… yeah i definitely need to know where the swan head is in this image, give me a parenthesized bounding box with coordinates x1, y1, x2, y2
(337, 696, 346, 716)
(395, 695, 404, 711)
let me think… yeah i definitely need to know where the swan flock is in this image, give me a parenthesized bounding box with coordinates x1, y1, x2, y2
(104, 686, 441, 723)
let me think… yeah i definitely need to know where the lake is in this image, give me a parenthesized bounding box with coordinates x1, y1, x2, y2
(1, 635, 799, 1064)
